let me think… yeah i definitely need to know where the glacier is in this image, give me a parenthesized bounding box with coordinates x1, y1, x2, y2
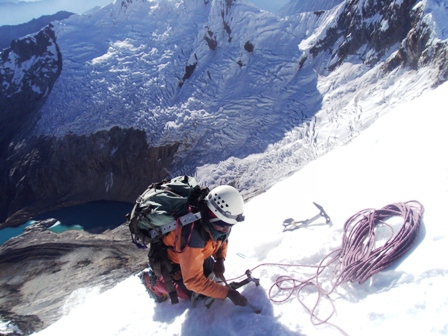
(25, 0, 447, 198)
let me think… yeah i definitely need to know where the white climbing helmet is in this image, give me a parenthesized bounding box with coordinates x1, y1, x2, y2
(206, 185, 245, 225)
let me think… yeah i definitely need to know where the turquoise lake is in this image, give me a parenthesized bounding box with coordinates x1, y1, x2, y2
(0, 200, 133, 246)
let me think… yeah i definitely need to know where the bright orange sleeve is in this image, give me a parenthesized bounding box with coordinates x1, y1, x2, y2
(177, 245, 229, 299)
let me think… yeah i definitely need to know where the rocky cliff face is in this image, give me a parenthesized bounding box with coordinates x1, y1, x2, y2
(1, 127, 179, 228)
(0, 219, 148, 335)
(308, 0, 447, 82)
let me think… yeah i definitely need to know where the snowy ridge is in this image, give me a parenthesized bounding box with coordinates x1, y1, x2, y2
(278, 0, 345, 17)
(198, 0, 447, 194)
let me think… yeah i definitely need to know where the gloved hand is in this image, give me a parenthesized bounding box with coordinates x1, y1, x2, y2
(214, 258, 225, 278)
(226, 289, 248, 306)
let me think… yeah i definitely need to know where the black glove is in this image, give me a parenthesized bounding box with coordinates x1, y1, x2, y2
(226, 289, 248, 306)
(214, 258, 225, 278)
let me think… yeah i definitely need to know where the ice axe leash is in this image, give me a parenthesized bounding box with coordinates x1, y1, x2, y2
(283, 202, 332, 231)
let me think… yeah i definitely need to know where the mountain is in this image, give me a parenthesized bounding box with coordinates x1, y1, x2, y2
(7, 79, 448, 336)
(0, 1, 448, 334)
(0, 11, 75, 51)
(0, 0, 447, 229)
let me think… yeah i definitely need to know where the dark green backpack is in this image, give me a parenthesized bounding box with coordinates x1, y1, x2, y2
(127, 175, 206, 248)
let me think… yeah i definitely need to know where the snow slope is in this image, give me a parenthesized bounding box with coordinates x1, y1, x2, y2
(32, 0, 322, 161)
(23, 80, 448, 336)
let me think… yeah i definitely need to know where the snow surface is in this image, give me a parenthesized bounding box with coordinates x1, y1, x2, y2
(21, 81, 448, 336)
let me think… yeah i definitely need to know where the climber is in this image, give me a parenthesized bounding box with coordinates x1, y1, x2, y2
(140, 185, 248, 307)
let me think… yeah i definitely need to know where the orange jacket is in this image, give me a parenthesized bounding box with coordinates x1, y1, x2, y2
(162, 222, 229, 299)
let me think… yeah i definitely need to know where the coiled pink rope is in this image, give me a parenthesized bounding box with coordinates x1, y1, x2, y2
(334, 200, 424, 285)
(231, 201, 424, 335)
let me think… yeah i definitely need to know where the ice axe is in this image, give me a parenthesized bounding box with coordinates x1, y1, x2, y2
(283, 202, 332, 232)
(220, 274, 262, 314)
(227, 269, 260, 290)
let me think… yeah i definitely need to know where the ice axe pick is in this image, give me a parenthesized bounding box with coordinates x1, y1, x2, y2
(283, 202, 332, 231)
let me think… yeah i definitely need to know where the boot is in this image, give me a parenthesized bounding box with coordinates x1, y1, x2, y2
(139, 271, 168, 303)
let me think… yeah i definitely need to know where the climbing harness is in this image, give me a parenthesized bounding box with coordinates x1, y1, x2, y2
(283, 202, 332, 231)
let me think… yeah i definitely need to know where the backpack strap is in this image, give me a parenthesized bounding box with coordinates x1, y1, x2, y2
(149, 259, 179, 304)
(148, 241, 180, 304)
(148, 211, 202, 241)
(161, 263, 179, 304)
(129, 211, 202, 248)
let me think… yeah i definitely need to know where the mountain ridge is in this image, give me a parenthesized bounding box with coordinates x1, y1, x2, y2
(0, 11, 74, 51)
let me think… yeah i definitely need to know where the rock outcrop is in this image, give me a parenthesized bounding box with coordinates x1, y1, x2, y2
(308, 0, 448, 82)
(1, 127, 179, 229)
(0, 24, 62, 158)
(0, 219, 148, 335)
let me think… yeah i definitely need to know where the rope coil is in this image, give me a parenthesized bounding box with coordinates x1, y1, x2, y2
(231, 201, 424, 335)
(335, 201, 423, 285)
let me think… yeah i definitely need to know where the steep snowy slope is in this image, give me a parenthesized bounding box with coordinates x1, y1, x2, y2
(198, 0, 448, 195)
